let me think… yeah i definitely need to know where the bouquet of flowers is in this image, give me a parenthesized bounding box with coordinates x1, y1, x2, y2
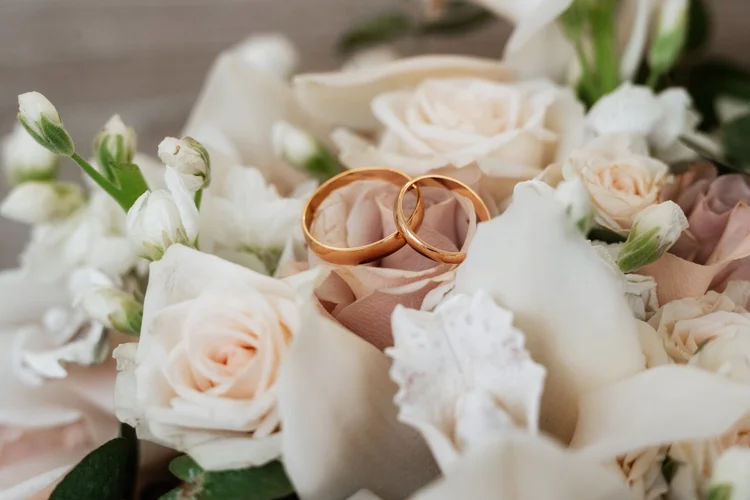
(3, 1, 750, 499)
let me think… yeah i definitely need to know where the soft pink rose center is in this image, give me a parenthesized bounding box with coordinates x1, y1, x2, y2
(595, 165, 651, 196)
(209, 341, 256, 378)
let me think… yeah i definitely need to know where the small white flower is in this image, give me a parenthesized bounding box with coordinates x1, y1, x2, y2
(1, 124, 58, 185)
(234, 33, 299, 80)
(158, 136, 211, 191)
(554, 177, 594, 234)
(656, 0, 689, 34)
(272, 121, 339, 179)
(94, 114, 137, 167)
(126, 168, 200, 261)
(617, 201, 688, 273)
(79, 287, 142, 335)
(388, 291, 546, 471)
(587, 83, 699, 163)
(343, 47, 399, 72)
(1, 181, 84, 225)
(709, 447, 750, 500)
(17, 91, 74, 156)
(649, 0, 689, 79)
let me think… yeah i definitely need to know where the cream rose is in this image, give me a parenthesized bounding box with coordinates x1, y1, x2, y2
(114, 244, 321, 471)
(561, 134, 669, 234)
(332, 78, 583, 205)
(648, 285, 750, 364)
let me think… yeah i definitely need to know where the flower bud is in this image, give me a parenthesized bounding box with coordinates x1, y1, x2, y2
(272, 121, 340, 180)
(17, 92, 75, 156)
(554, 178, 594, 234)
(1, 124, 58, 185)
(235, 33, 299, 80)
(648, 0, 688, 78)
(80, 286, 143, 335)
(94, 114, 137, 170)
(1, 181, 84, 224)
(125, 168, 199, 261)
(617, 201, 688, 273)
(708, 447, 750, 500)
(158, 136, 211, 191)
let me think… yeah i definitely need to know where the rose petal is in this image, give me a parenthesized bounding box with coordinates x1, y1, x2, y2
(277, 304, 439, 500)
(294, 55, 512, 130)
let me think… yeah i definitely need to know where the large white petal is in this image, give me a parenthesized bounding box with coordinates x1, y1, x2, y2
(0, 268, 66, 327)
(294, 55, 512, 130)
(277, 304, 439, 500)
(572, 365, 750, 461)
(454, 181, 645, 442)
(409, 433, 630, 500)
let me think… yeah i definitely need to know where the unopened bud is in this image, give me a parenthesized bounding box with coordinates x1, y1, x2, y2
(94, 114, 137, 170)
(1, 124, 58, 185)
(80, 287, 143, 335)
(554, 178, 594, 234)
(235, 34, 299, 80)
(272, 121, 340, 180)
(708, 447, 750, 500)
(617, 201, 688, 273)
(1, 181, 84, 224)
(158, 136, 211, 191)
(17, 92, 75, 156)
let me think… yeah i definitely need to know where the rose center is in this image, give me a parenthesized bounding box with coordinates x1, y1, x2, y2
(209, 342, 256, 377)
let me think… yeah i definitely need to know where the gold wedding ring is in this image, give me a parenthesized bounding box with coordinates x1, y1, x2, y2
(303, 167, 425, 265)
(393, 175, 490, 264)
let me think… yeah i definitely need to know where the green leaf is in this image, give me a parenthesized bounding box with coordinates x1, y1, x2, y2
(686, 0, 711, 52)
(112, 163, 150, 210)
(50, 436, 138, 500)
(684, 59, 750, 130)
(708, 484, 734, 500)
(587, 227, 627, 244)
(723, 113, 750, 169)
(161, 456, 295, 500)
(338, 11, 415, 54)
(418, 1, 495, 36)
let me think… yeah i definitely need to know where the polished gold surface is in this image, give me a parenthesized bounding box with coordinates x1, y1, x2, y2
(393, 175, 490, 265)
(303, 167, 424, 265)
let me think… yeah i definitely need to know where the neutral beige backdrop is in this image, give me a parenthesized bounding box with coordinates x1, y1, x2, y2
(0, 0, 748, 268)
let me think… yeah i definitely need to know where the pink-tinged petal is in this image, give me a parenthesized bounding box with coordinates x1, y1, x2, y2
(277, 304, 439, 500)
(572, 365, 750, 462)
(409, 433, 630, 500)
(294, 55, 512, 130)
(455, 182, 645, 443)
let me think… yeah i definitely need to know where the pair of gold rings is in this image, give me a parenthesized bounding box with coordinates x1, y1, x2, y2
(302, 167, 490, 266)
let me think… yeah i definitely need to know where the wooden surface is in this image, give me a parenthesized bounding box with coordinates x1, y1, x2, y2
(0, 0, 748, 267)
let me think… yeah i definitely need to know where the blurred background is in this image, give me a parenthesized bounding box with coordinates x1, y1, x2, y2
(0, 0, 748, 267)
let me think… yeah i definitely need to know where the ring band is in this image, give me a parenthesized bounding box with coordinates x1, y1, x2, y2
(393, 175, 490, 264)
(303, 167, 425, 265)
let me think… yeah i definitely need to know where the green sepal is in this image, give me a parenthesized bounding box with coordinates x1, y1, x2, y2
(707, 484, 734, 500)
(617, 227, 661, 273)
(40, 115, 75, 156)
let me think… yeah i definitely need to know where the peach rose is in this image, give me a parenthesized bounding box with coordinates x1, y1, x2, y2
(648, 285, 750, 364)
(114, 244, 321, 471)
(307, 178, 478, 350)
(561, 134, 669, 234)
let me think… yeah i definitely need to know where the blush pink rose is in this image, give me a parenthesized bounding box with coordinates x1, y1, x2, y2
(306, 178, 479, 350)
(643, 164, 750, 303)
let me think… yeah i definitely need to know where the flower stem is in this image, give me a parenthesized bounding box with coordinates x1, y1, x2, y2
(647, 70, 662, 90)
(71, 152, 127, 210)
(589, 0, 620, 100)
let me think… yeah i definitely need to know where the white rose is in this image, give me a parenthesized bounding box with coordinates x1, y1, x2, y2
(1, 124, 58, 185)
(586, 83, 700, 163)
(562, 133, 669, 233)
(114, 245, 321, 470)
